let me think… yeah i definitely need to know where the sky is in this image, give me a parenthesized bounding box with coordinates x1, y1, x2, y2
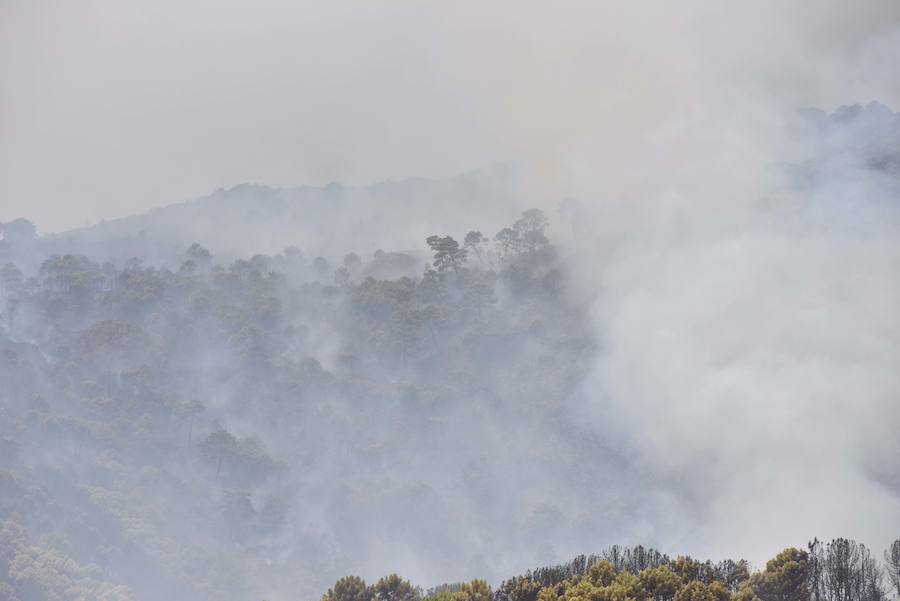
(2, 1, 900, 232)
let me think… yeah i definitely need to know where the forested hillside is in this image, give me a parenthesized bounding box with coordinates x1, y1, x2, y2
(5, 0, 900, 597)
(2, 165, 522, 272)
(0, 104, 899, 601)
(0, 207, 606, 600)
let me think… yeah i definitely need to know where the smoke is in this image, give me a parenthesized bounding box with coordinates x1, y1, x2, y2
(573, 148, 900, 562)
(545, 1, 900, 565)
(6, 0, 898, 230)
(1, 1, 899, 597)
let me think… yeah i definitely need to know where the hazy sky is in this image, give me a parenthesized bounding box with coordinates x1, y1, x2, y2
(2, 1, 900, 232)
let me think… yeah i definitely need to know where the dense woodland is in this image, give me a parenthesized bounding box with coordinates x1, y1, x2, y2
(1, 103, 899, 601)
(0, 208, 602, 601)
(322, 540, 900, 601)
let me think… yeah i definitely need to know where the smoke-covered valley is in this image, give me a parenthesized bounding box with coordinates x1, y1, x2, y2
(2, 2, 900, 601)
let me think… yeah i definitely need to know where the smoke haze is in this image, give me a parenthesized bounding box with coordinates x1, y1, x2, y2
(1, 2, 899, 600)
(4, 1, 899, 230)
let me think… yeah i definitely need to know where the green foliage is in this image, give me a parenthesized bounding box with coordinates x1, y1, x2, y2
(640, 566, 681, 601)
(589, 562, 617, 587)
(0, 520, 136, 601)
(425, 580, 492, 601)
(323, 576, 374, 601)
(373, 574, 422, 601)
(462, 580, 493, 601)
(675, 581, 721, 601)
(746, 548, 808, 601)
(496, 576, 544, 601)
(672, 558, 704, 585)
(323, 539, 899, 601)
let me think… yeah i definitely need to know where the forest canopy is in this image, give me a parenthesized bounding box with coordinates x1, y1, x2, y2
(320, 539, 900, 601)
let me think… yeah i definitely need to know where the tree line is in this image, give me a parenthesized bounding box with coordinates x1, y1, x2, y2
(319, 539, 900, 601)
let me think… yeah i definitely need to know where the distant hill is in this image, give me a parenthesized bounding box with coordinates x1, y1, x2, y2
(4, 103, 900, 272)
(29, 164, 525, 268)
(790, 101, 900, 182)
